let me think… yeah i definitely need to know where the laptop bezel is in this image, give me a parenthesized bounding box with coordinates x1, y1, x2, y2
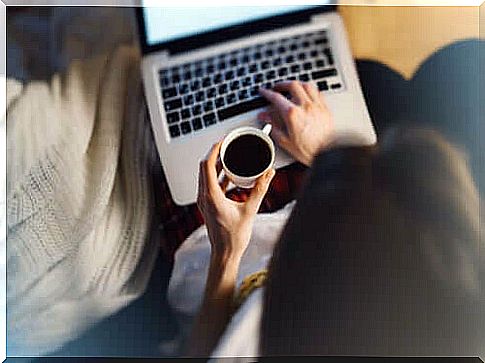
(135, 5, 337, 56)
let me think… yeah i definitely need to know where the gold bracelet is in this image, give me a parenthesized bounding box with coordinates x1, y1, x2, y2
(232, 269, 268, 313)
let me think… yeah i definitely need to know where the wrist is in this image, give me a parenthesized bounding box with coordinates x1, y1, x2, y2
(210, 246, 243, 269)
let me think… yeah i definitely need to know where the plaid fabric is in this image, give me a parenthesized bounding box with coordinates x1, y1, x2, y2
(151, 158, 308, 262)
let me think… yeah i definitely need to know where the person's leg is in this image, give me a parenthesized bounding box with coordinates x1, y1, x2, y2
(356, 60, 411, 136)
(409, 40, 484, 193)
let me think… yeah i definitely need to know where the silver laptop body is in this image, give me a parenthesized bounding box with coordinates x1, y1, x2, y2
(137, 5, 376, 205)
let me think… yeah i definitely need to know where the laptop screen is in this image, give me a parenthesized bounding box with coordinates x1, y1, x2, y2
(142, 5, 315, 46)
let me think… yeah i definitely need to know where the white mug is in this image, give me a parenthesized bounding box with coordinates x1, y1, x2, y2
(220, 124, 275, 189)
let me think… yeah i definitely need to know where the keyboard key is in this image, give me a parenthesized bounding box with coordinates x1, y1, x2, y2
(183, 94, 194, 106)
(289, 43, 298, 51)
(315, 37, 328, 45)
(331, 83, 342, 90)
(303, 62, 313, 71)
(238, 89, 248, 100)
(302, 41, 310, 48)
(265, 48, 274, 57)
(181, 108, 191, 119)
(162, 87, 177, 99)
(166, 112, 180, 124)
(299, 74, 310, 82)
(183, 71, 191, 81)
(277, 46, 286, 54)
(254, 73, 264, 83)
(218, 61, 227, 71)
(253, 52, 262, 61)
(242, 76, 252, 87)
(179, 83, 190, 95)
(241, 54, 250, 63)
(310, 50, 318, 58)
(324, 48, 334, 65)
(290, 64, 301, 73)
(272, 57, 282, 67)
(181, 121, 192, 134)
(172, 73, 180, 83)
(204, 100, 214, 112)
(298, 52, 307, 61)
(215, 97, 225, 108)
(237, 67, 247, 77)
(230, 80, 240, 91)
(263, 82, 273, 89)
(169, 124, 181, 138)
(206, 87, 217, 98)
(287, 76, 297, 81)
(195, 91, 205, 102)
(213, 73, 223, 84)
(217, 97, 269, 121)
(311, 68, 337, 80)
(195, 68, 203, 77)
(164, 98, 183, 112)
(225, 70, 235, 80)
(192, 117, 203, 131)
(192, 104, 202, 115)
(190, 80, 201, 91)
(315, 59, 325, 68)
(206, 63, 215, 73)
(249, 63, 258, 73)
(160, 76, 170, 87)
(250, 86, 259, 97)
(285, 55, 295, 63)
(317, 80, 329, 91)
(202, 77, 212, 87)
(261, 60, 270, 70)
(266, 70, 276, 80)
(218, 84, 228, 95)
(229, 58, 238, 67)
(278, 67, 288, 77)
(226, 93, 237, 104)
(203, 112, 217, 126)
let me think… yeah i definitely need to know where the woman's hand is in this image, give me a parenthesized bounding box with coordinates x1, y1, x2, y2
(197, 142, 275, 262)
(259, 81, 336, 166)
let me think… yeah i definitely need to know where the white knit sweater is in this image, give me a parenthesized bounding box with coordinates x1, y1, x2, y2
(6, 46, 158, 356)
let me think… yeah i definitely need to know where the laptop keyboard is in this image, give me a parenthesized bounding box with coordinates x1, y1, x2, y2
(159, 30, 343, 139)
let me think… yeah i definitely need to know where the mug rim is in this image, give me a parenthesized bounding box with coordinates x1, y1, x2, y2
(220, 126, 275, 182)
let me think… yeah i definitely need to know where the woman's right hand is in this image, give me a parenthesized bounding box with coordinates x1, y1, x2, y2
(258, 81, 336, 167)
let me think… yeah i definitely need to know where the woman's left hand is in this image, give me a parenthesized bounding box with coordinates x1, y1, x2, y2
(197, 142, 275, 262)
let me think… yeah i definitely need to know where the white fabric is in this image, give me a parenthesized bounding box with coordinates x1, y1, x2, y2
(210, 289, 264, 362)
(6, 46, 158, 356)
(167, 201, 296, 356)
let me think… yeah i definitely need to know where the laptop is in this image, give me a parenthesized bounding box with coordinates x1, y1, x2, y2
(136, 4, 376, 205)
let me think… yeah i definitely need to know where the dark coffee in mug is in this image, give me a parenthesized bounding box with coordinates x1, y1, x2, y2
(223, 134, 272, 177)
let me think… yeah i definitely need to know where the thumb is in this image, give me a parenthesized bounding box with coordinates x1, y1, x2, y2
(245, 168, 276, 213)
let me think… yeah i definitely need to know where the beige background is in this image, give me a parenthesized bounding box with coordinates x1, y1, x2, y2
(339, 5, 481, 79)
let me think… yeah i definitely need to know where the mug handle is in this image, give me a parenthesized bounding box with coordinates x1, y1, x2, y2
(262, 123, 272, 136)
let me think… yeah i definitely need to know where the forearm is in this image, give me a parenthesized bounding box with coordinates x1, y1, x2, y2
(184, 250, 242, 358)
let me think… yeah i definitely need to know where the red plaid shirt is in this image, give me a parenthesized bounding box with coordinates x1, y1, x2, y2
(152, 162, 308, 261)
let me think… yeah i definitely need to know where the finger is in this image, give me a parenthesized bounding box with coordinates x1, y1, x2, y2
(219, 174, 230, 193)
(216, 157, 223, 176)
(258, 108, 287, 133)
(245, 168, 276, 213)
(203, 142, 223, 193)
(257, 111, 271, 121)
(259, 87, 294, 115)
(319, 89, 331, 111)
(301, 82, 320, 102)
(272, 81, 310, 105)
(197, 161, 206, 211)
(270, 124, 292, 151)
